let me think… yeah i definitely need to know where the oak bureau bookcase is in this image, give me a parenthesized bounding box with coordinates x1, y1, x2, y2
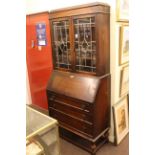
(46, 2, 111, 155)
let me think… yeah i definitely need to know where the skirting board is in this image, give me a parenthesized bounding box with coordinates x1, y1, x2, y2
(108, 135, 115, 143)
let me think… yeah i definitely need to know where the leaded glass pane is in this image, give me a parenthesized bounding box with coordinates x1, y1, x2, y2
(52, 20, 71, 69)
(74, 17, 96, 73)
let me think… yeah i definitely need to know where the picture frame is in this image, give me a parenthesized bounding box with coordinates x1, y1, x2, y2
(120, 65, 129, 97)
(119, 25, 129, 66)
(127, 94, 129, 114)
(116, 0, 129, 21)
(113, 96, 129, 145)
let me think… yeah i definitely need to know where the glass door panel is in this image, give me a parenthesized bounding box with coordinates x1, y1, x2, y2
(52, 20, 71, 69)
(74, 17, 96, 73)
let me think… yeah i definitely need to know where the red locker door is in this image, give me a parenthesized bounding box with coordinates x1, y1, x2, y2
(26, 12, 53, 109)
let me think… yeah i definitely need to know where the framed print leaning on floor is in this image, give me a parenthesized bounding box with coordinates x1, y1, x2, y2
(119, 25, 129, 65)
(116, 0, 129, 21)
(113, 96, 129, 145)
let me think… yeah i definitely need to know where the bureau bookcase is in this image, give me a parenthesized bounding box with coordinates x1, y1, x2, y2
(47, 3, 110, 155)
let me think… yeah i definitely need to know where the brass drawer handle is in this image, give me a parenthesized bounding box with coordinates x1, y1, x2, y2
(81, 104, 90, 112)
(84, 109, 90, 112)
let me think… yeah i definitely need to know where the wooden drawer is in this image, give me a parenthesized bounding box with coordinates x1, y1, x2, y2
(48, 99, 92, 123)
(49, 107, 93, 136)
(47, 92, 93, 113)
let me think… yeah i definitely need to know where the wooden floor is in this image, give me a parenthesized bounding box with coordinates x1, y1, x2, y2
(28, 104, 129, 155)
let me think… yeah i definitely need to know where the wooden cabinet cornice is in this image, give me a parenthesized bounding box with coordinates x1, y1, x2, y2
(49, 2, 110, 19)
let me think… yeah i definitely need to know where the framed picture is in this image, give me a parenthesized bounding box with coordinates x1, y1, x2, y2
(120, 65, 129, 97)
(113, 96, 129, 145)
(116, 0, 129, 21)
(119, 25, 129, 65)
(127, 94, 129, 114)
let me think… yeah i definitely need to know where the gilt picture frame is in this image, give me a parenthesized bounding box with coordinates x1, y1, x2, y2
(119, 25, 129, 66)
(120, 65, 129, 97)
(113, 96, 129, 145)
(116, 0, 129, 21)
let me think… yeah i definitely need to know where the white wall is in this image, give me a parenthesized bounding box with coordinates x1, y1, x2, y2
(26, 0, 121, 143)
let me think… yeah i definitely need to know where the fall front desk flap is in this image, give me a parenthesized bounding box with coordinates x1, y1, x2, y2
(47, 71, 101, 103)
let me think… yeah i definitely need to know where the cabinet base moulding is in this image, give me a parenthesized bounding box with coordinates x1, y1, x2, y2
(59, 127, 109, 155)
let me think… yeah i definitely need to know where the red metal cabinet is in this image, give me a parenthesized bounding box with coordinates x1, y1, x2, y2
(26, 12, 53, 109)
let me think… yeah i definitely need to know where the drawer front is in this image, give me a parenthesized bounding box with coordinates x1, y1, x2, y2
(49, 108, 93, 135)
(47, 92, 93, 113)
(48, 100, 92, 123)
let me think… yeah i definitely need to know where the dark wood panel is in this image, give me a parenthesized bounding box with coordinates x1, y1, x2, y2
(59, 127, 108, 155)
(93, 75, 110, 137)
(48, 100, 92, 122)
(96, 13, 110, 76)
(47, 91, 93, 112)
(49, 108, 93, 135)
(47, 71, 100, 103)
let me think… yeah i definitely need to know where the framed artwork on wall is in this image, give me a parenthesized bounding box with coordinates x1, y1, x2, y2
(127, 93, 129, 114)
(119, 25, 129, 66)
(116, 0, 129, 21)
(120, 65, 129, 97)
(113, 96, 129, 145)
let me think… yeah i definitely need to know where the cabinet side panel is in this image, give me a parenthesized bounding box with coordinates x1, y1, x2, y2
(93, 75, 110, 137)
(96, 13, 110, 76)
